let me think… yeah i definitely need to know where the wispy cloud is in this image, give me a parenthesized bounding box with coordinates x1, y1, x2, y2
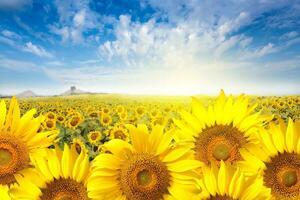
(1, 29, 21, 40)
(23, 42, 53, 58)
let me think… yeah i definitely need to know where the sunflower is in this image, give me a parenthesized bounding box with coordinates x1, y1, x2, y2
(116, 105, 125, 114)
(135, 106, 145, 116)
(0, 97, 57, 194)
(56, 115, 65, 124)
(11, 144, 93, 200)
(100, 114, 112, 127)
(66, 115, 83, 129)
(151, 116, 167, 127)
(194, 161, 271, 200)
(174, 90, 271, 166)
(88, 110, 100, 118)
(102, 107, 110, 115)
(109, 125, 129, 141)
(71, 137, 87, 154)
(45, 111, 56, 120)
(240, 119, 300, 199)
(88, 131, 102, 145)
(88, 124, 202, 200)
(119, 111, 127, 121)
(42, 119, 56, 130)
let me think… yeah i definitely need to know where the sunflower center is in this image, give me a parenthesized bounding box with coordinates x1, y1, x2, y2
(114, 131, 126, 140)
(120, 153, 170, 200)
(283, 171, 298, 187)
(213, 144, 230, 161)
(91, 133, 98, 140)
(194, 125, 247, 165)
(208, 195, 234, 200)
(264, 153, 300, 199)
(137, 169, 152, 186)
(40, 178, 88, 200)
(0, 149, 12, 167)
(0, 135, 30, 185)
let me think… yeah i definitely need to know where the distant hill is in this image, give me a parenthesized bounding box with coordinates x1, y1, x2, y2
(60, 86, 91, 96)
(16, 90, 37, 98)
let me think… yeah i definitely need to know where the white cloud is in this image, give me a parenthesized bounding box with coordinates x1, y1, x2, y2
(23, 42, 53, 58)
(256, 43, 278, 57)
(282, 31, 298, 39)
(1, 30, 21, 40)
(73, 10, 86, 27)
(50, 0, 101, 43)
(0, 35, 18, 47)
(41, 0, 300, 94)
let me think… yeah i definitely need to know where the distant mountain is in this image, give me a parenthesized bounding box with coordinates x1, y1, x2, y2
(16, 90, 37, 98)
(60, 86, 90, 96)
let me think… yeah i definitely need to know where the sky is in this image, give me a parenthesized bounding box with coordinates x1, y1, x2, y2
(0, 0, 300, 96)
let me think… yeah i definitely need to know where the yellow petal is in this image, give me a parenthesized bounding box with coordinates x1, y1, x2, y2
(218, 161, 228, 195)
(167, 160, 202, 172)
(0, 100, 6, 129)
(286, 118, 297, 152)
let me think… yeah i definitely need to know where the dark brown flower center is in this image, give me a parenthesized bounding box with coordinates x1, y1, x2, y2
(194, 125, 247, 165)
(120, 153, 170, 200)
(208, 195, 234, 200)
(114, 130, 126, 140)
(40, 178, 89, 200)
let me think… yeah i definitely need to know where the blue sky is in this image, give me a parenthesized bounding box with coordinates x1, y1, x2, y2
(0, 0, 300, 95)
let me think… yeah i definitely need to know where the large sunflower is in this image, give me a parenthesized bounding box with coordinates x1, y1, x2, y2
(194, 161, 271, 200)
(0, 97, 57, 195)
(11, 143, 92, 199)
(88, 124, 202, 200)
(174, 90, 270, 166)
(240, 119, 300, 199)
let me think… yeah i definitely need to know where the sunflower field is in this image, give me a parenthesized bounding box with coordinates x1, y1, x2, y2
(0, 91, 300, 200)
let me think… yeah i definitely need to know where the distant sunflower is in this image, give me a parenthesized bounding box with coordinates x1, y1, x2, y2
(0, 97, 57, 195)
(45, 111, 56, 120)
(42, 118, 56, 130)
(195, 161, 271, 199)
(88, 131, 102, 145)
(56, 115, 65, 124)
(116, 105, 125, 114)
(88, 124, 202, 200)
(135, 106, 145, 116)
(240, 119, 300, 200)
(11, 144, 92, 200)
(71, 137, 87, 154)
(109, 125, 129, 141)
(174, 90, 271, 166)
(119, 111, 127, 121)
(88, 110, 100, 118)
(100, 114, 112, 127)
(66, 115, 83, 129)
(102, 107, 110, 115)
